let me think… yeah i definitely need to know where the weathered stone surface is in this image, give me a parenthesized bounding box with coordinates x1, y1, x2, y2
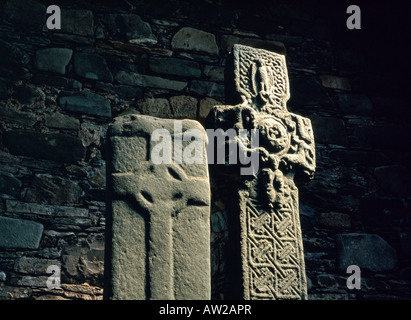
(203, 65, 224, 82)
(4, 130, 86, 163)
(62, 236, 104, 285)
(106, 114, 211, 300)
(288, 77, 333, 107)
(12, 85, 45, 106)
(199, 97, 220, 119)
(2, 0, 46, 29)
(0, 216, 43, 249)
(14, 257, 60, 275)
(207, 45, 315, 300)
(59, 92, 111, 117)
(169, 95, 198, 118)
(103, 14, 157, 44)
(35, 48, 73, 75)
(45, 112, 80, 130)
(190, 80, 224, 98)
(6, 200, 89, 218)
(171, 27, 219, 55)
(336, 233, 398, 272)
(115, 71, 187, 91)
(211, 211, 228, 233)
(61, 10, 94, 36)
(24, 174, 83, 205)
(96, 82, 143, 99)
(9, 275, 48, 288)
(310, 114, 347, 145)
(335, 93, 372, 116)
(320, 75, 351, 91)
(0, 171, 22, 197)
(0, 105, 37, 126)
(0, 286, 32, 300)
(0, 40, 30, 80)
(136, 97, 172, 118)
(74, 53, 113, 82)
(149, 57, 201, 78)
(317, 212, 351, 229)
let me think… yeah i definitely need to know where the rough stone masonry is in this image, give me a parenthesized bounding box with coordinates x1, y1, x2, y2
(207, 45, 316, 299)
(105, 114, 211, 300)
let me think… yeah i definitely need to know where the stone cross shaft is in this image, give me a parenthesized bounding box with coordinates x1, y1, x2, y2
(208, 45, 316, 299)
(105, 114, 210, 300)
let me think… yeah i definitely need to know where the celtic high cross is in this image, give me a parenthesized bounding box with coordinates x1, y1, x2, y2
(207, 44, 316, 299)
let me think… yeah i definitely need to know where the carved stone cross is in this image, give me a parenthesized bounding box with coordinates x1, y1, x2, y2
(207, 45, 316, 299)
(105, 114, 211, 300)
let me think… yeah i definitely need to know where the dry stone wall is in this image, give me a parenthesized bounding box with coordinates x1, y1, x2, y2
(0, 0, 410, 300)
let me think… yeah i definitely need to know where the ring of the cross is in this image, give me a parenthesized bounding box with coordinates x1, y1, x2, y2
(257, 117, 290, 155)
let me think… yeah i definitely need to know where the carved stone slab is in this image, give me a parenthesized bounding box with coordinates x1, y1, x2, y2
(105, 114, 210, 300)
(208, 45, 315, 299)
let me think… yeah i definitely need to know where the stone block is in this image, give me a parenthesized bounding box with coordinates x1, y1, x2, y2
(62, 235, 104, 285)
(24, 174, 83, 205)
(103, 14, 157, 44)
(6, 200, 89, 218)
(317, 212, 351, 229)
(59, 92, 111, 117)
(310, 114, 347, 145)
(106, 114, 211, 299)
(61, 10, 94, 36)
(0, 216, 43, 249)
(336, 233, 398, 272)
(320, 75, 351, 91)
(149, 57, 201, 78)
(190, 80, 224, 98)
(14, 257, 60, 275)
(4, 130, 86, 163)
(198, 97, 220, 119)
(171, 27, 219, 55)
(203, 65, 224, 82)
(45, 112, 80, 130)
(74, 53, 113, 82)
(335, 93, 372, 116)
(0, 106, 37, 126)
(35, 48, 73, 75)
(0, 171, 22, 197)
(288, 77, 333, 107)
(136, 97, 172, 118)
(169, 95, 198, 118)
(115, 71, 187, 91)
